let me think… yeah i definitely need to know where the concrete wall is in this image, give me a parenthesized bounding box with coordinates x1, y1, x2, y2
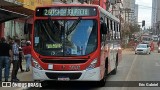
(4, 20, 28, 40)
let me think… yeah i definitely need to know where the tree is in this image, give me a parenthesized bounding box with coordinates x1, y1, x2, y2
(129, 24, 140, 33)
(121, 23, 141, 48)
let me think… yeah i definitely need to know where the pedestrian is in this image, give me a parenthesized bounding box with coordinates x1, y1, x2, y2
(157, 40, 160, 47)
(22, 41, 31, 72)
(150, 41, 154, 51)
(11, 39, 20, 82)
(0, 37, 13, 82)
(19, 46, 24, 72)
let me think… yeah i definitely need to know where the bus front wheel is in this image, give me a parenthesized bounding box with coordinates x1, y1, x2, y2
(98, 59, 108, 87)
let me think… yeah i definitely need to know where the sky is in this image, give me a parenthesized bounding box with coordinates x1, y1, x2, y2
(135, 0, 152, 28)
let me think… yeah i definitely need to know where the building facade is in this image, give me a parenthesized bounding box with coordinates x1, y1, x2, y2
(123, 0, 136, 24)
(151, 0, 157, 28)
(0, 0, 52, 40)
(151, 0, 160, 35)
(134, 4, 138, 23)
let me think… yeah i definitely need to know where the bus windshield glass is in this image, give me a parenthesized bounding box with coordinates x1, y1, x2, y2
(34, 19, 98, 56)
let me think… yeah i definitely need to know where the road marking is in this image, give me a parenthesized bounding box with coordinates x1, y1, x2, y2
(125, 55, 137, 81)
(121, 55, 137, 90)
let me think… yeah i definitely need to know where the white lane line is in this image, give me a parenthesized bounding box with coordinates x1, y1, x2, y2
(125, 55, 137, 81)
(121, 55, 137, 90)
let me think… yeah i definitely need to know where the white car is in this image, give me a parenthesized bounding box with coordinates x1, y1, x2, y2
(135, 44, 151, 54)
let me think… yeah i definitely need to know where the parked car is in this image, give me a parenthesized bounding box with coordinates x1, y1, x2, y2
(135, 44, 151, 55)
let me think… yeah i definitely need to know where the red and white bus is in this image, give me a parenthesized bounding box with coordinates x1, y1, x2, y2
(30, 4, 122, 86)
(141, 34, 152, 44)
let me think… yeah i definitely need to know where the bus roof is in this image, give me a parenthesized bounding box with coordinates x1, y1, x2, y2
(97, 5, 120, 22)
(36, 4, 119, 22)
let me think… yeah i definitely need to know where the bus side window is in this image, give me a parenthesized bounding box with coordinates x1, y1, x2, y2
(115, 22, 118, 40)
(112, 20, 115, 40)
(100, 16, 108, 45)
(106, 17, 110, 40)
(101, 23, 107, 34)
(118, 24, 121, 39)
(110, 20, 113, 40)
(114, 22, 117, 40)
(117, 23, 119, 39)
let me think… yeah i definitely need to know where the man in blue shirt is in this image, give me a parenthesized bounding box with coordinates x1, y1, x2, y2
(11, 39, 20, 82)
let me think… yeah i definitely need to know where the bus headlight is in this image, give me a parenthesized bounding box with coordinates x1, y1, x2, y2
(32, 58, 43, 70)
(86, 58, 98, 70)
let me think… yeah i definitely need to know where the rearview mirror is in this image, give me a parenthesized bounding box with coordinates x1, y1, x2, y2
(101, 23, 108, 34)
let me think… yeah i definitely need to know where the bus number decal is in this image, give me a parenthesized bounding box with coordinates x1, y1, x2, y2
(44, 9, 48, 16)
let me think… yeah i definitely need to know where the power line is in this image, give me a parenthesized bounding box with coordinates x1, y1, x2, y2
(124, 2, 160, 11)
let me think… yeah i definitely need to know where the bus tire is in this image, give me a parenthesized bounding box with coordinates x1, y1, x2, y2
(98, 59, 108, 87)
(111, 55, 118, 75)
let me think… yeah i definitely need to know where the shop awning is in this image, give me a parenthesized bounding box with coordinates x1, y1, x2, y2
(0, 8, 29, 23)
(0, 0, 34, 23)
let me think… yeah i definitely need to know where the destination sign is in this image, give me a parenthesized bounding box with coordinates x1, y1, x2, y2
(36, 7, 97, 16)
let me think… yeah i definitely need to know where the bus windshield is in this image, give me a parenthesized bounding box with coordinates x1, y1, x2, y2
(142, 37, 151, 41)
(34, 19, 98, 56)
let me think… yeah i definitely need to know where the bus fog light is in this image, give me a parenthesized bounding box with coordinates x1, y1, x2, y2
(32, 58, 43, 70)
(86, 58, 97, 70)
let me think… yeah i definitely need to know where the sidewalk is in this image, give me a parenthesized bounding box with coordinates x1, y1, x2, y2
(0, 61, 33, 90)
(1, 60, 33, 81)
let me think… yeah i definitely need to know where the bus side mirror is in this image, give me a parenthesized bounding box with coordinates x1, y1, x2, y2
(101, 23, 108, 34)
(24, 16, 32, 34)
(24, 20, 29, 34)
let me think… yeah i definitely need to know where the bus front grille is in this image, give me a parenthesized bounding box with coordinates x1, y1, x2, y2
(45, 72, 82, 80)
(42, 59, 87, 64)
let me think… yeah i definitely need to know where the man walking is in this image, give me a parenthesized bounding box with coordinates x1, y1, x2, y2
(11, 39, 20, 82)
(0, 37, 12, 82)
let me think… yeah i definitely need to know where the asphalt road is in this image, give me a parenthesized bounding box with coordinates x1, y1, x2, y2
(1, 49, 160, 90)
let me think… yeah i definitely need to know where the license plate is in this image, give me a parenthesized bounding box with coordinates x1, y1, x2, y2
(58, 76, 70, 81)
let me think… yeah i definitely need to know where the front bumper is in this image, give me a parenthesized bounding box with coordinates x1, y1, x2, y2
(135, 50, 148, 54)
(32, 67, 101, 81)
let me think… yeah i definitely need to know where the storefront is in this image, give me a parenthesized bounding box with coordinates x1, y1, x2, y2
(0, 0, 33, 39)
(0, 0, 52, 39)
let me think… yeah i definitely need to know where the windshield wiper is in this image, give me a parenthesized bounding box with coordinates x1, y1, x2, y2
(39, 21, 56, 43)
(48, 17, 59, 34)
(66, 17, 82, 36)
